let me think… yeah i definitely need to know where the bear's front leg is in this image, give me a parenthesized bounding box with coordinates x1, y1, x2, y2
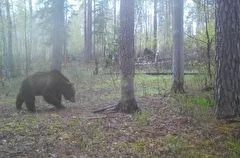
(43, 94, 65, 109)
(25, 99, 36, 112)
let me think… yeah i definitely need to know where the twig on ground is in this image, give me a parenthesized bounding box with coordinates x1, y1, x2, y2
(78, 116, 108, 119)
(93, 105, 117, 113)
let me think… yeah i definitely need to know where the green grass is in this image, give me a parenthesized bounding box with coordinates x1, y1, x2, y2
(227, 139, 240, 157)
(184, 74, 206, 89)
(175, 93, 213, 109)
(133, 108, 152, 126)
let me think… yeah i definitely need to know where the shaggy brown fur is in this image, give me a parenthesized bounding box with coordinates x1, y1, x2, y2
(16, 70, 75, 112)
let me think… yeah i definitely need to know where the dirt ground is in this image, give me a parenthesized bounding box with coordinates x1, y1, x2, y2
(1, 93, 240, 158)
(0, 68, 240, 157)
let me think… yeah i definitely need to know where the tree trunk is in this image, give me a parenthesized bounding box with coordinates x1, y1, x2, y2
(11, 0, 20, 75)
(63, 3, 68, 65)
(5, 0, 14, 77)
(51, 0, 65, 71)
(0, 2, 7, 78)
(203, 0, 212, 86)
(171, 0, 184, 93)
(116, 0, 139, 114)
(153, 0, 157, 54)
(93, 0, 98, 75)
(215, 0, 240, 119)
(113, 0, 117, 52)
(84, 0, 92, 61)
(24, 0, 29, 75)
(28, 0, 32, 70)
(84, 0, 87, 57)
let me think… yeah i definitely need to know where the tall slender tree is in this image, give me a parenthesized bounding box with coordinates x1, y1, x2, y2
(51, 0, 65, 71)
(215, 0, 240, 119)
(5, 0, 14, 77)
(116, 0, 139, 113)
(24, 0, 29, 75)
(84, 0, 92, 61)
(84, 0, 87, 57)
(171, 0, 184, 93)
(153, 0, 157, 54)
(28, 0, 33, 70)
(0, 1, 7, 76)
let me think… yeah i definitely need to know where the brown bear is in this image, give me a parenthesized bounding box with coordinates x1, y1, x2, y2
(16, 70, 75, 112)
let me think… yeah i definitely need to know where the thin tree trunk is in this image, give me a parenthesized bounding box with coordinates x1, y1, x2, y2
(24, 0, 29, 75)
(164, 0, 168, 47)
(113, 0, 117, 52)
(153, 0, 157, 54)
(85, 0, 92, 61)
(5, 0, 14, 78)
(84, 0, 87, 57)
(28, 0, 33, 70)
(63, 2, 68, 65)
(117, 0, 139, 114)
(203, 0, 212, 86)
(0, 2, 7, 79)
(171, 0, 184, 93)
(93, 0, 98, 75)
(11, 0, 20, 75)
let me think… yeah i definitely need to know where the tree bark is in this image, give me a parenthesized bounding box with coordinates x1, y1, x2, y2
(51, 0, 65, 71)
(5, 0, 14, 77)
(24, 0, 29, 75)
(215, 0, 240, 119)
(153, 0, 157, 54)
(116, 0, 139, 114)
(93, 0, 98, 75)
(84, 0, 92, 61)
(28, 0, 32, 70)
(171, 0, 184, 93)
(0, 2, 7, 79)
(84, 0, 87, 57)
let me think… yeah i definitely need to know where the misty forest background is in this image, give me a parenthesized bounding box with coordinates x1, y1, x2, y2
(1, 0, 240, 157)
(0, 0, 214, 81)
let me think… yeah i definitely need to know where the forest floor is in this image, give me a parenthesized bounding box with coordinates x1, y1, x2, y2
(0, 65, 240, 158)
